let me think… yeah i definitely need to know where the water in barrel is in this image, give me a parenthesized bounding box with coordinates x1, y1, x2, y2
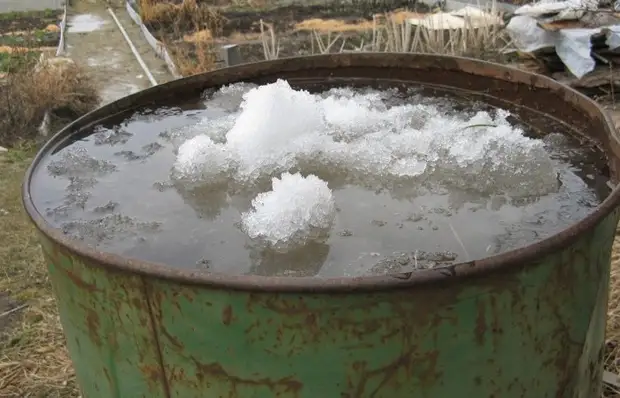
(30, 80, 610, 277)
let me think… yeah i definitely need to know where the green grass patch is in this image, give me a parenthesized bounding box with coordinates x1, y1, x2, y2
(0, 31, 60, 48)
(0, 51, 40, 73)
(0, 8, 60, 21)
(0, 146, 79, 397)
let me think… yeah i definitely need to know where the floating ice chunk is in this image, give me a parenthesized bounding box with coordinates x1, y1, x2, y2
(172, 134, 232, 184)
(176, 81, 560, 197)
(241, 173, 336, 251)
(321, 94, 389, 141)
(321, 89, 417, 143)
(93, 126, 132, 146)
(226, 80, 328, 181)
(204, 82, 258, 112)
(61, 214, 161, 244)
(163, 114, 236, 151)
(47, 146, 116, 177)
(326, 138, 394, 177)
(440, 110, 528, 166)
(433, 110, 558, 195)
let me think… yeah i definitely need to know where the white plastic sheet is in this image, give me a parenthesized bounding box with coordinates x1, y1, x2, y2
(408, 6, 504, 30)
(507, 13, 620, 79)
(514, 0, 598, 21)
(605, 25, 620, 49)
(506, 15, 555, 52)
(556, 28, 599, 78)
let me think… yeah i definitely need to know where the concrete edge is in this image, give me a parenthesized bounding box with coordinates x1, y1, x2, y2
(55, 1, 68, 56)
(125, 0, 182, 79)
(40, 1, 70, 137)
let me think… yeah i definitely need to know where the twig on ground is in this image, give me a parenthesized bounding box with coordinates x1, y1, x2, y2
(0, 303, 28, 319)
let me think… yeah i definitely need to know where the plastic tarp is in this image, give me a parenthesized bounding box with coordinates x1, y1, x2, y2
(507, 12, 620, 78)
(513, 0, 597, 21)
(555, 28, 599, 79)
(408, 6, 503, 30)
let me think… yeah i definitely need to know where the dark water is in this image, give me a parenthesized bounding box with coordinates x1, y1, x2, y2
(29, 82, 610, 277)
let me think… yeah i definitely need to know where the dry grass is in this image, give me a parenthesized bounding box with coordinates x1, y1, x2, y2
(0, 46, 51, 54)
(384, 13, 508, 58)
(0, 51, 97, 397)
(139, 0, 225, 36)
(293, 12, 425, 33)
(0, 146, 78, 397)
(259, 7, 509, 61)
(294, 18, 376, 33)
(0, 55, 99, 147)
(173, 36, 219, 76)
(183, 29, 213, 43)
(138, 0, 222, 76)
(0, 16, 96, 396)
(606, 234, 620, 397)
(138, 0, 178, 26)
(259, 19, 279, 60)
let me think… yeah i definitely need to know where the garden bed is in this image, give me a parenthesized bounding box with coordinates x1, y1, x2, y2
(0, 9, 63, 74)
(134, 0, 430, 75)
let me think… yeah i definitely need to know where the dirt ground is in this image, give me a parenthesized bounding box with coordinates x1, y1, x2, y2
(216, 3, 421, 35)
(0, 148, 78, 397)
(0, 9, 61, 32)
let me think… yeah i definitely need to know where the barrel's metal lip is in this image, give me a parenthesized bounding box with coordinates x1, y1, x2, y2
(21, 53, 620, 292)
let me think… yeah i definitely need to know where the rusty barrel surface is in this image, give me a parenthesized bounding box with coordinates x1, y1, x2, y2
(22, 54, 620, 397)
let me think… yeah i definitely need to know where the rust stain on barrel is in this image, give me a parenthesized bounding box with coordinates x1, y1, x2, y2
(222, 305, 233, 326)
(192, 359, 303, 397)
(475, 301, 486, 345)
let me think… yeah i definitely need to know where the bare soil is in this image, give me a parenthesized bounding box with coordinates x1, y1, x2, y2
(220, 1, 425, 35)
(0, 10, 62, 33)
(0, 9, 62, 48)
(140, 0, 430, 73)
(146, 0, 426, 36)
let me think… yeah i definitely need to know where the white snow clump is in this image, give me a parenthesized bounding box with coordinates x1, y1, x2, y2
(241, 172, 336, 250)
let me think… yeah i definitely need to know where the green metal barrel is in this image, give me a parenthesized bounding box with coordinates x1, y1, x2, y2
(23, 54, 620, 397)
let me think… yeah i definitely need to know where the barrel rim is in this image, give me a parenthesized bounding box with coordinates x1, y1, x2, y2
(22, 53, 620, 292)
